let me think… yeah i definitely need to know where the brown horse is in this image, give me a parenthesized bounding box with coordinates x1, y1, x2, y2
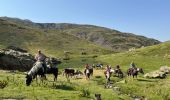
(127, 67, 144, 78)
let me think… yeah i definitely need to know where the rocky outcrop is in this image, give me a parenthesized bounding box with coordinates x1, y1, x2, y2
(0, 47, 35, 71)
(160, 66, 170, 74)
(144, 66, 170, 79)
(144, 70, 166, 79)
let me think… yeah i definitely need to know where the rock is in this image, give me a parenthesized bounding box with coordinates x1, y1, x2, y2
(0, 47, 35, 71)
(144, 70, 166, 79)
(160, 66, 170, 74)
(6, 46, 27, 53)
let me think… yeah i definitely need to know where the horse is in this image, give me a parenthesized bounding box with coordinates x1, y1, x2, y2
(26, 61, 46, 86)
(127, 67, 144, 78)
(74, 70, 83, 78)
(113, 69, 124, 78)
(63, 68, 75, 78)
(84, 67, 93, 79)
(96, 64, 103, 69)
(45, 57, 59, 81)
(26, 59, 59, 86)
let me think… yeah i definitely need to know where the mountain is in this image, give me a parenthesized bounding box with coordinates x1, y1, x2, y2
(0, 17, 160, 55)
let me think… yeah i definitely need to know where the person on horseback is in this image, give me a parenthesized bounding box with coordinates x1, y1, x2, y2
(35, 50, 47, 73)
(115, 65, 120, 70)
(104, 65, 111, 87)
(84, 64, 90, 79)
(130, 61, 136, 69)
(105, 65, 111, 80)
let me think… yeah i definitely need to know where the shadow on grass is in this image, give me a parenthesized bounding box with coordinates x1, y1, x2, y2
(95, 76, 102, 78)
(52, 84, 75, 91)
(137, 78, 158, 82)
(0, 97, 25, 100)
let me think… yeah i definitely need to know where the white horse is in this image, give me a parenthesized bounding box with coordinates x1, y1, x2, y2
(26, 61, 45, 86)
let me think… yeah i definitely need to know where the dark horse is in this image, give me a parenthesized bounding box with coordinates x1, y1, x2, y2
(127, 67, 144, 78)
(114, 69, 124, 78)
(26, 61, 58, 86)
(84, 67, 93, 79)
(63, 68, 75, 78)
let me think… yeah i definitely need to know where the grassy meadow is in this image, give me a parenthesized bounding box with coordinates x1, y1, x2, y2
(0, 18, 170, 99)
(1, 42, 170, 100)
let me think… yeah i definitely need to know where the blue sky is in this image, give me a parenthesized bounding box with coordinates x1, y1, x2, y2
(0, 0, 170, 42)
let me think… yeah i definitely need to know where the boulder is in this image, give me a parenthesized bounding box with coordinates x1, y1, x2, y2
(160, 66, 170, 74)
(0, 47, 35, 71)
(144, 70, 166, 79)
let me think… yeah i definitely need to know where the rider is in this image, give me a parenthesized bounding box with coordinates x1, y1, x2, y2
(105, 65, 111, 86)
(105, 65, 111, 79)
(35, 50, 47, 73)
(115, 65, 120, 71)
(130, 61, 136, 69)
(85, 64, 90, 79)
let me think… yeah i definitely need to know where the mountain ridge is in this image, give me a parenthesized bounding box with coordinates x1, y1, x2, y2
(0, 16, 161, 54)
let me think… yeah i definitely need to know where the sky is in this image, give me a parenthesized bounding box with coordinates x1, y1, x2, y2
(0, 0, 170, 42)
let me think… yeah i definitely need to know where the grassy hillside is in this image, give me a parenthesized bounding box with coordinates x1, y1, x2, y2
(97, 41, 170, 72)
(96, 41, 170, 100)
(0, 17, 160, 52)
(0, 18, 111, 58)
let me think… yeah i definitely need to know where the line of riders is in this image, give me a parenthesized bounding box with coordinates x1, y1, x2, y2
(26, 50, 144, 86)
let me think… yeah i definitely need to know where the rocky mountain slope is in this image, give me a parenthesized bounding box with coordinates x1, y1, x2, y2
(0, 17, 160, 54)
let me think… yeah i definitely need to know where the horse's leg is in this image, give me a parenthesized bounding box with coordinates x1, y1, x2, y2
(35, 75, 38, 83)
(54, 72, 58, 81)
(127, 73, 130, 81)
(121, 73, 124, 78)
(88, 73, 90, 79)
(132, 75, 135, 81)
(66, 73, 68, 79)
(118, 73, 120, 78)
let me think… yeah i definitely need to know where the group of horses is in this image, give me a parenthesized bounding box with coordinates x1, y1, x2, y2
(25, 60, 144, 86)
(104, 66, 144, 78)
(104, 66, 144, 86)
(25, 60, 94, 86)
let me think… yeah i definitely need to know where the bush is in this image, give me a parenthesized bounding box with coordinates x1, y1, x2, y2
(0, 80, 8, 89)
(79, 88, 90, 97)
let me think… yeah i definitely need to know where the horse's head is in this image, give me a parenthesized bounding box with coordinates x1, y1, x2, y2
(25, 74, 32, 86)
(137, 68, 144, 74)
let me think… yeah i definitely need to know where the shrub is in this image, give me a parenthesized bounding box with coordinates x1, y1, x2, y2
(0, 80, 8, 89)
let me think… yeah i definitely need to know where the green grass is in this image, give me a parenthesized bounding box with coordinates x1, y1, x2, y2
(0, 70, 132, 100)
(93, 41, 170, 100)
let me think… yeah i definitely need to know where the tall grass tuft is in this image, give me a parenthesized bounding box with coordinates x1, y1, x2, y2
(79, 87, 90, 97)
